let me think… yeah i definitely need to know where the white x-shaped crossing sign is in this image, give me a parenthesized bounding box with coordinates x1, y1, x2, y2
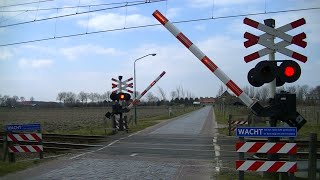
(243, 17, 307, 63)
(112, 77, 133, 94)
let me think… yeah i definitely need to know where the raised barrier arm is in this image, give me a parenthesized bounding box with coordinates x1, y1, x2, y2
(127, 71, 166, 109)
(152, 10, 263, 114)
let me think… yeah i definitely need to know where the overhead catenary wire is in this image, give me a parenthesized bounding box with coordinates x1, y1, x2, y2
(0, 0, 54, 8)
(0, 6, 319, 47)
(0, 0, 146, 13)
(0, 0, 165, 28)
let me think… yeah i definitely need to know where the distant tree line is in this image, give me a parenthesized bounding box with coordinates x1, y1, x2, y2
(217, 84, 320, 105)
(56, 91, 112, 106)
(56, 86, 199, 107)
(0, 95, 34, 107)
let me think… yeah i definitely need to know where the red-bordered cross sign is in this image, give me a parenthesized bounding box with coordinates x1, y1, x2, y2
(243, 17, 307, 63)
(112, 77, 133, 94)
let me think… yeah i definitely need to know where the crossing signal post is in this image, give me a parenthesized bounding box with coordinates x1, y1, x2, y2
(106, 76, 133, 133)
(105, 72, 166, 133)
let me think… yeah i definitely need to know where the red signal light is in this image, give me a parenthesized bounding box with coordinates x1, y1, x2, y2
(284, 66, 295, 77)
(279, 60, 301, 83)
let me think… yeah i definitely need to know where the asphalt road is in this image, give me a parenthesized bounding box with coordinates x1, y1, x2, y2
(2, 106, 234, 180)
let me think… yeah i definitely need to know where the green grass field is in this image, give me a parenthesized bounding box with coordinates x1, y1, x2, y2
(0, 106, 199, 135)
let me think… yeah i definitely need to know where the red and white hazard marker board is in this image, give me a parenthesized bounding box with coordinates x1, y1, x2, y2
(7, 133, 42, 142)
(244, 17, 307, 63)
(112, 77, 133, 94)
(236, 142, 297, 154)
(236, 160, 297, 173)
(9, 145, 43, 153)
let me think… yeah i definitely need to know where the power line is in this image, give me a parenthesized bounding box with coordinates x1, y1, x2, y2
(0, 0, 165, 28)
(0, 0, 145, 13)
(1, 6, 319, 47)
(0, 0, 54, 8)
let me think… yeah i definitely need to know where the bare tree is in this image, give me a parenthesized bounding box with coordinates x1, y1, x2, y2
(106, 91, 111, 101)
(30, 96, 35, 102)
(88, 93, 95, 103)
(175, 86, 182, 98)
(186, 90, 194, 99)
(94, 93, 101, 103)
(170, 91, 177, 101)
(255, 90, 261, 100)
(65, 92, 76, 104)
(2, 95, 9, 106)
(260, 86, 270, 102)
(181, 87, 185, 98)
(78, 91, 88, 104)
(146, 92, 159, 102)
(157, 86, 167, 101)
(217, 84, 225, 97)
(57, 92, 66, 103)
(249, 86, 255, 98)
(286, 85, 297, 94)
(243, 86, 249, 96)
(20, 96, 25, 102)
(133, 91, 141, 99)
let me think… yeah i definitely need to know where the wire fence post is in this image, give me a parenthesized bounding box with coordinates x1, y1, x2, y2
(238, 137, 244, 180)
(308, 133, 317, 180)
(228, 114, 232, 136)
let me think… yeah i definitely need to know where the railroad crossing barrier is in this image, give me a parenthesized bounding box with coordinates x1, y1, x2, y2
(236, 127, 297, 180)
(4, 123, 43, 162)
(228, 115, 249, 136)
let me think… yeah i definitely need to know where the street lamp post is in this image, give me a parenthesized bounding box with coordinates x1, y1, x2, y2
(134, 53, 156, 125)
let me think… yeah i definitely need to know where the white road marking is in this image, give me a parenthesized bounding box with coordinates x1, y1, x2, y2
(128, 130, 141, 137)
(130, 153, 138, 157)
(214, 145, 220, 157)
(69, 131, 144, 160)
(69, 139, 120, 160)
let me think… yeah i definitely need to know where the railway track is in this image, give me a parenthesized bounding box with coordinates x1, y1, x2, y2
(0, 132, 108, 153)
(0, 132, 318, 159)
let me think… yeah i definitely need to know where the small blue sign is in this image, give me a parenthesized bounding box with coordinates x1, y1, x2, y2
(5, 123, 41, 132)
(236, 127, 297, 137)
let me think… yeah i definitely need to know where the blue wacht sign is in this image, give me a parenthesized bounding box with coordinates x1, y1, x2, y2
(236, 127, 297, 137)
(5, 123, 41, 132)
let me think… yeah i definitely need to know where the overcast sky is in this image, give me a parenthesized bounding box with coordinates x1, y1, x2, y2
(0, 0, 319, 101)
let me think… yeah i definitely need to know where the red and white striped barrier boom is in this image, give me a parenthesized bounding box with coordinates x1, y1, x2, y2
(9, 145, 43, 153)
(7, 133, 42, 142)
(236, 160, 297, 172)
(152, 10, 256, 109)
(236, 142, 297, 154)
(127, 71, 166, 109)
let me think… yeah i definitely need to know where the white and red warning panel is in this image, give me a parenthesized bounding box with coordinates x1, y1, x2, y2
(7, 133, 42, 142)
(236, 142, 297, 154)
(244, 17, 307, 63)
(236, 160, 297, 173)
(112, 77, 133, 94)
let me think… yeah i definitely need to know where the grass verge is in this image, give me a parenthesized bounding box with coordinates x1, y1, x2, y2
(0, 160, 41, 177)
